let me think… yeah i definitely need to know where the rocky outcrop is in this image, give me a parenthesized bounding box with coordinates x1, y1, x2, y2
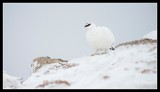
(31, 57, 68, 72)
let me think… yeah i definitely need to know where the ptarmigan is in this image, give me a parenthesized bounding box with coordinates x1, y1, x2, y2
(85, 22, 115, 55)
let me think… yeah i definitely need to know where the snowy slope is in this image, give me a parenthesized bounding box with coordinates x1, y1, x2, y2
(143, 31, 157, 40)
(4, 31, 157, 89)
(14, 38, 157, 89)
(3, 71, 23, 89)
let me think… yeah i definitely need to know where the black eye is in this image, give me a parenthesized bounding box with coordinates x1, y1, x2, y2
(84, 23, 91, 27)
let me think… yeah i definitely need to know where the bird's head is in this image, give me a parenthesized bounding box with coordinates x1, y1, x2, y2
(84, 22, 96, 29)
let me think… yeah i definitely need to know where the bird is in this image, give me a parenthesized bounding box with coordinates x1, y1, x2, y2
(84, 22, 115, 55)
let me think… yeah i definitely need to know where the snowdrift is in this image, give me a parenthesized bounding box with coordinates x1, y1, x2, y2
(19, 39, 157, 89)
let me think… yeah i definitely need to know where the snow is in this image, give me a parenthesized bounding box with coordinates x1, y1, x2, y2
(3, 71, 23, 89)
(143, 31, 157, 40)
(3, 31, 157, 89)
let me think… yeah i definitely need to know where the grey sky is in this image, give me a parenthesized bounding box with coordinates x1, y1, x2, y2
(3, 3, 157, 79)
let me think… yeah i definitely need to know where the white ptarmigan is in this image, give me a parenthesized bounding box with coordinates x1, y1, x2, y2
(85, 22, 115, 55)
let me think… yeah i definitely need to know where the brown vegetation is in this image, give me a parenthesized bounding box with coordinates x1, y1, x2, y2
(32, 57, 68, 72)
(141, 69, 156, 74)
(36, 80, 70, 88)
(115, 38, 157, 48)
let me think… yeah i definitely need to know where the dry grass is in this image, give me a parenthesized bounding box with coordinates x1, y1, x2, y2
(32, 57, 68, 72)
(115, 38, 157, 48)
(141, 69, 156, 74)
(36, 80, 70, 88)
(59, 63, 77, 69)
(52, 80, 70, 86)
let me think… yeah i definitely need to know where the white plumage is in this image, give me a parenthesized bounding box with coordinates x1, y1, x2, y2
(85, 22, 115, 55)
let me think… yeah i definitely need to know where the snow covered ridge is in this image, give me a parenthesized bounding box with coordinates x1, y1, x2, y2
(3, 71, 23, 89)
(3, 30, 157, 89)
(15, 38, 157, 89)
(143, 31, 157, 40)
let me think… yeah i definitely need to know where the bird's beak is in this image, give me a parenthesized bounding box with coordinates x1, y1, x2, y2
(84, 24, 91, 27)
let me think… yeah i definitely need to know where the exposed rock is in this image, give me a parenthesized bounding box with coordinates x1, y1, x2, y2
(32, 57, 68, 72)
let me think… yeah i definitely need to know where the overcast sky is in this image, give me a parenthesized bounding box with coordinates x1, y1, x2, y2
(3, 3, 157, 79)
